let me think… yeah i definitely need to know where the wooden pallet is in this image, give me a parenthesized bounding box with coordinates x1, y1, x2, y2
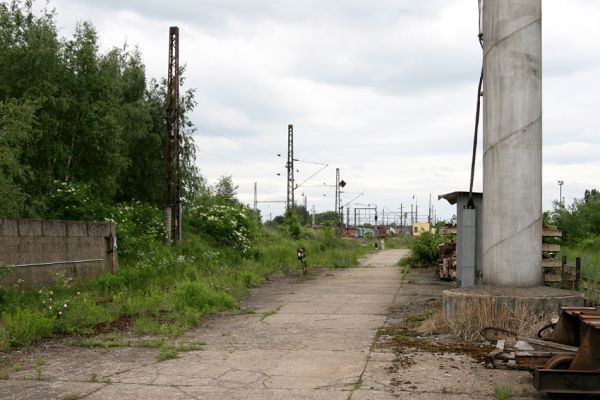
(542, 225, 562, 284)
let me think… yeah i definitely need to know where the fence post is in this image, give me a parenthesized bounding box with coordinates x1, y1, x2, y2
(561, 255, 567, 285)
(574, 257, 581, 291)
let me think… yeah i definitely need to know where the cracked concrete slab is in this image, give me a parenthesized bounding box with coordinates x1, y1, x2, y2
(1, 249, 543, 399)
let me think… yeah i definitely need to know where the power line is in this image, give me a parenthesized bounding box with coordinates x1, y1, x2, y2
(293, 158, 328, 166)
(195, 124, 282, 158)
(196, 148, 282, 176)
(295, 164, 329, 189)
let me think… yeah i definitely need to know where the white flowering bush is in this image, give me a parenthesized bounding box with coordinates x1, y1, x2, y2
(45, 180, 104, 220)
(106, 201, 165, 258)
(185, 201, 257, 255)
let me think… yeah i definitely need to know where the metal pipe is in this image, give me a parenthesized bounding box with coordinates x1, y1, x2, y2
(9, 259, 104, 268)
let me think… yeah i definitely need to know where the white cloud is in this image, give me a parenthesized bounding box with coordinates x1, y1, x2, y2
(51, 0, 600, 220)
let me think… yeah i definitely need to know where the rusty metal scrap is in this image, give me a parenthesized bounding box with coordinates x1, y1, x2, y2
(436, 241, 456, 281)
(482, 307, 600, 397)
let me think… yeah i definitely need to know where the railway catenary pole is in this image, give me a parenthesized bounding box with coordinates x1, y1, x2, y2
(163, 26, 181, 245)
(286, 124, 294, 212)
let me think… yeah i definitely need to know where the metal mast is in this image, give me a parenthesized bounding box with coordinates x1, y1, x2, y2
(163, 26, 181, 244)
(335, 168, 340, 225)
(286, 124, 294, 211)
(253, 182, 258, 220)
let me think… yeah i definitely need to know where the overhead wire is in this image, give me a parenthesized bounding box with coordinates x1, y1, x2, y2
(468, 0, 485, 208)
(196, 147, 282, 176)
(195, 124, 282, 158)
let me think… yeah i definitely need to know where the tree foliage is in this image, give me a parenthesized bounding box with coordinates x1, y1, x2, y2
(550, 189, 600, 245)
(0, 1, 202, 218)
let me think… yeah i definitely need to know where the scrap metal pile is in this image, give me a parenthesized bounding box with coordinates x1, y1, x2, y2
(436, 241, 456, 281)
(484, 307, 600, 397)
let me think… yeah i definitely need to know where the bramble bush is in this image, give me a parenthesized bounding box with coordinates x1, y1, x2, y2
(44, 180, 104, 221)
(105, 201, 165, 259)
(407, 232, 445, 267)
(185, 200, 257, 255)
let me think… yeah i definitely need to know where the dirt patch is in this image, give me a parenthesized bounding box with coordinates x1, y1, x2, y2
(375, 326, 494, 361)
(91, 315, 133, 334)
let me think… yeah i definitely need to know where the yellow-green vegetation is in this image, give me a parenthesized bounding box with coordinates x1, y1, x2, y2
(260, 305, 283, 321)
(494, 385, 512, 400)
(549, 189, 600, 299)
(0, 1, 373, 350)
(157, 346, 178, 362)
(0, 227, 370, 349)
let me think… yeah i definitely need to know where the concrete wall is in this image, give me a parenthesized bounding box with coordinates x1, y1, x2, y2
(456, 194, 483, 287)
(0, 219, 117, 286)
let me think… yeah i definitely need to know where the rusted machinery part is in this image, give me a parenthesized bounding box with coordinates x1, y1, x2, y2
(538, 322, 556, 338)
(544, 354, 576, 370)
(480, 327, 515, 342)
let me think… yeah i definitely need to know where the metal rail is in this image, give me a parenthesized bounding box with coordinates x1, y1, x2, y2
(7, 259, 104, 268)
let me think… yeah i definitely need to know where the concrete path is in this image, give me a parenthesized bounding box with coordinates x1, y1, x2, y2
(1, 249, 408, 400)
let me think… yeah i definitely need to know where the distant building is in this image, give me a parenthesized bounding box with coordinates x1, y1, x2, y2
(412, 222, 433, 236)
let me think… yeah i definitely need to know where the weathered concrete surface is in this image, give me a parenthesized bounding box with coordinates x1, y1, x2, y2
(482, 0, 543, 286)
(1, 249, 540, 399)
(353, 268, 540, 400)
(0, 219, 117, 286)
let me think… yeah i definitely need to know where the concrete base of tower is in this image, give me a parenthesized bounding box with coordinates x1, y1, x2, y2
(443, 285, 584, 322)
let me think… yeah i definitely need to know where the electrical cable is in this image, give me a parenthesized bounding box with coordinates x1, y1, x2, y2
(196, 148, 282, 176)
(195, 125, 282, 158)
(295, 164, 329, 189)
(293, 158, 328, 166)
(468, 0, 485, 209)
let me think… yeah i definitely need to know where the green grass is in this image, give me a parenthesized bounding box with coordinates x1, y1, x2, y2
(260, 305, 283, 321)
(352, 377, 363, 391)
(157, 346, 178, 362)
(73, 335, 127, 349)
(494, 385, 512, 400)
(0, 227, 372, 349)
(562, 243, 600, 281)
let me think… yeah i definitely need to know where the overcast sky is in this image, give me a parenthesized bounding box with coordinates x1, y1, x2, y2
(50, 0, 600, 222)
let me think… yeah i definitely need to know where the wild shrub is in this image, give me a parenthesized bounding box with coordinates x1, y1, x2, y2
(284, 209, 302, 240)
(408, 232, 444, 267)
(106, 202, 165, 259)
(0, 308, 54, 348)
(173, 281, 237, 314)
(185, 200, 256, 255)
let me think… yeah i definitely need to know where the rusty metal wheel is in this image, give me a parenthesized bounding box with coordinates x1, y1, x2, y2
(544, 354, 575, 370)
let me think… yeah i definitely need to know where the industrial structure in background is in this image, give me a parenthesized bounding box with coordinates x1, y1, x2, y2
(163, 26, 182, 245)
(286, 124, 294, 212)
(278, 123, 433, 237)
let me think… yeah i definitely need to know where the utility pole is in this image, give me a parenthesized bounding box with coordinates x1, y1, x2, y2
(253, 182, 258, 221)
(312, 205, 315, 226)
(303, 194, 308, 225)
(428, 193, 432, 224)
(163, 26, 181, 245)
(286, 124, 294, 212)
(335, 168, 340, 226)
(400, 204, 403, 235)
(558, 180, 564, 207)
(411, 204, 414, 226)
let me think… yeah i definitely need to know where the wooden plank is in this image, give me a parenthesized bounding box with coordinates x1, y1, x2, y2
(541, 242, 560, 252)
(496, 339, 505, 352)
(519, 337, 579, 353)
(542, 226, 562, 237)
(544, 273, 562, 283)
(542, 258, 562, 268)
